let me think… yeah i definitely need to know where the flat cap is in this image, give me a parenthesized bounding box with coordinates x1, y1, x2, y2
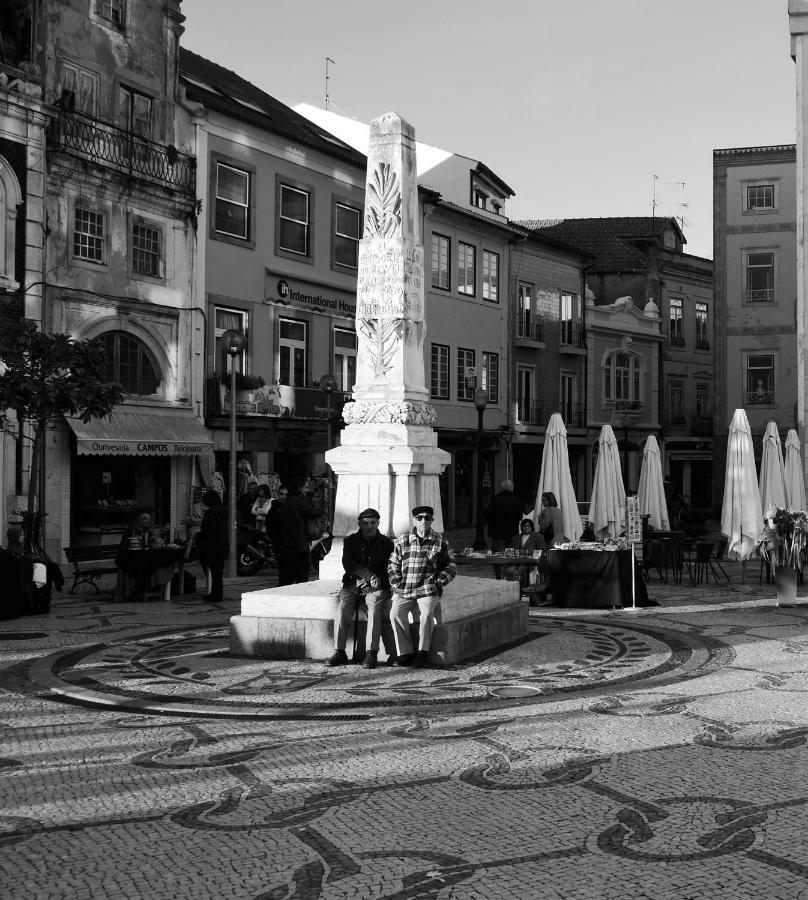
(357, 508, 380, 520)
(411, 505, 434, 517)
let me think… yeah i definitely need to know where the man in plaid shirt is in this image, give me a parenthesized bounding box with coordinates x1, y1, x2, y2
(388, 505, 456, 667)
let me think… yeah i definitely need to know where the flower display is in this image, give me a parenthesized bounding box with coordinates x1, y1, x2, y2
(757, 508, 808, 574)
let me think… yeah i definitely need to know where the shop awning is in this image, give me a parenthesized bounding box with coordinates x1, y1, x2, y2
(67, 408, 214, 456)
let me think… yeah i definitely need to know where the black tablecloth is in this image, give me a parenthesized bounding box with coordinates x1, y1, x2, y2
(116, 546, 185, 594)
(547, 549, 653, 608)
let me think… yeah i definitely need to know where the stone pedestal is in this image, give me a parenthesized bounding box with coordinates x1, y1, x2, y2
(230, 576, 526, 666)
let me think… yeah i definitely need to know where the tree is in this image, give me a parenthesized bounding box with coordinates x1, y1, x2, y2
(0, 319, 124, 546)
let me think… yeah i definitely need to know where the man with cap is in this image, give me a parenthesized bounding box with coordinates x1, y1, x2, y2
(328, 508, 396, 669)
(388, 505, 456, 667)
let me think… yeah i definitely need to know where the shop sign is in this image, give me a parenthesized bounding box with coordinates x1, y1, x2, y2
(77, 440, 211, 456)
(224, 384, 348, 420)
(267, 274, 356, 318)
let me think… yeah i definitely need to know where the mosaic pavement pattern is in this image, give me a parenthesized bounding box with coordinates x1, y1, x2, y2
(3, 585, 808, 898)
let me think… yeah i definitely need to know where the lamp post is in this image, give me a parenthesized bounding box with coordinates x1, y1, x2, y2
(221, 328, 246, 578)
(319, 373, 338, 453)
(473, 386, 489, 551)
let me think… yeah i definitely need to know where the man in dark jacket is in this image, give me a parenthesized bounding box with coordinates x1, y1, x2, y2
(328, 508, 396, 669)
(199, 490, 229, 602)
(273, 481, 323, 586)
(485, 479, 526, 552)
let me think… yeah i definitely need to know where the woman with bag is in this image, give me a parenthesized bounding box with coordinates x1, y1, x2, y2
(274, 480, 323, 586)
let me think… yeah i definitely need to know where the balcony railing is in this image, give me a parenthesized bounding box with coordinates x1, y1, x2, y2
(516, 311, 544, 342)
(745, 288, 775, 303)
(669, 334, 685, 347)
(516, 400, 543, 426)
(561, 403, 585, 428)
(692, 416, 713, 437)
(614, 399, 641, 411)
(747, 390, 774, 404)
(560, 321, 586, 349)
(696, 338, 710, 351)
(47, 110, 196, 194)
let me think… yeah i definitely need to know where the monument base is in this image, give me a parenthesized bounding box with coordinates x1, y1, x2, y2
(229, 575, 526, 666)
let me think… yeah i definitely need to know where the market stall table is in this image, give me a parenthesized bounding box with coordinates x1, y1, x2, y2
(115, 544, 186, 602)
(546, 547, 652, 608)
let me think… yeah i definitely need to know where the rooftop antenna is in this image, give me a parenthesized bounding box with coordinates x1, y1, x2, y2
(324, 57, 335, 110)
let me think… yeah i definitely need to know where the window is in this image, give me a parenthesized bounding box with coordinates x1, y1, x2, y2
(95, 0, 124, 28)
(695, 302, 709, 348)
(746, 354, 775, 404)
(458, 242, 475, 296)
(100, 331, 160, 396)
(74, 207, 105, 263)
(604, 351, 641, 403)
(457, 348, 475, 401)
(517, 366, 537, 425)
(662, 228, 676, 250)
(560, 292, 581, 346)
(59, 61, 97, 116)
(669, 382, 685, 424)
(473, 189, 487, 209)
(481, 351, 498, 404)
(214, 307, 248, 375)
(333, 202, 360, 269)
(333, 327, 357, 392)
(430, 344, 449, 400)
(560, 372, 577, 425)
(669, 297, 684, 345)
(696, 383, 710, 419)
(118, 85, 152, 139)
(431, 234, 450, 290)
(745, 251, 775, 303)
(517, 282, 542, 340)
(482, 250, 499, 302)
(215, 163, 250, 240)
(131, 222, 161, 277)
(279, 318, 307, 386)
(279, 184, 310, 256)
(747, 184, 774, 210)
(0, 157, 22, 290)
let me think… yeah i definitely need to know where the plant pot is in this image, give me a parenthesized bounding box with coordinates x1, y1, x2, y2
(775, 567, 799, 606)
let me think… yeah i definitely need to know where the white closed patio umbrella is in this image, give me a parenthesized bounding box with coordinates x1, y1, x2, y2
(721, 408, 763, 562)
(638, 434, 669, 531)
(534, 412, 582, 543)
(784, 429, 806, 511)
(588, 423, 626, 541)
(758, 420, 787, 519)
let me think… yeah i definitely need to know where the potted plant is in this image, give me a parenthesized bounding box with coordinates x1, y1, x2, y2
(757, 508, 808, 604)
(221, 372, 265, 391)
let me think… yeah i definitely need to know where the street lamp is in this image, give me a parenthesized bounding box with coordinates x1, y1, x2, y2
(221, 328, 247, 578)
(319, 373, 338, 453)
(473, 386, 489, 551)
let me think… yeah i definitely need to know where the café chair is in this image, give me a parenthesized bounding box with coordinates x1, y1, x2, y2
(693, 541, 721, 584)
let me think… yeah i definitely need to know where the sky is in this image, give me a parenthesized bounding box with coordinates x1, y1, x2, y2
(182, 0, 798, 260)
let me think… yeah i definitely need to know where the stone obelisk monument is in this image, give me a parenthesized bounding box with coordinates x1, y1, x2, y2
(320, 113, 449, 574)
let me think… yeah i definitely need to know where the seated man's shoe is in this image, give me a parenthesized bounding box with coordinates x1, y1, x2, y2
(362, 650, 378, 669)
(413, 650, 430, 668)
(327, 649, 349, 667)
(386, 654, 398, 667)
(394, 653, 414, 667)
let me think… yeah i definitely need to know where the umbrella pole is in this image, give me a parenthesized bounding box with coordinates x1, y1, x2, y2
(631, 543, 636, 609)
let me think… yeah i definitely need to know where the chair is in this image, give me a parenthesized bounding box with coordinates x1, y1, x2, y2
(642, 539, 668, 583)
(693, 541, 720, 584)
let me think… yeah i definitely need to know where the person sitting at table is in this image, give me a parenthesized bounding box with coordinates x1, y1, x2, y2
(537, 491, 565, 546)
(502, 518, 545, 587)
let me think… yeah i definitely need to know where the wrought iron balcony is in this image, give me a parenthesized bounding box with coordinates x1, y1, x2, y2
(614, 399, 641, 411)
(747, 389, 774, 404)
(560, 321, 586, 349)
(516, 400, 543, 426)
(47, 110, 196, 195)
(669, 334, 685, 347)
(745, 288, 775, 303)
(561, 403, 586, 428)
(516, 311, 544, 342)
(695, 338, 710, 351)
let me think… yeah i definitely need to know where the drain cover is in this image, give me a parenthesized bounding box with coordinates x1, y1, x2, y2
(489, 685, 542, 699)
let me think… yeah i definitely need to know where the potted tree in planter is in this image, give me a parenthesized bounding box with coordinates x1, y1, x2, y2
(758, 508, 808, 605)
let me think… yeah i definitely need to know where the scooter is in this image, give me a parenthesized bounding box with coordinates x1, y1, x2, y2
(236, 523, 277, 576)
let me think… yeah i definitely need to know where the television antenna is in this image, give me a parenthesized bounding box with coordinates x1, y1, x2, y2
(324, 57, 335, 110)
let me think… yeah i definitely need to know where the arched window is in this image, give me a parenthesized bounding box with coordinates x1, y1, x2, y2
(100, 331, 161, 396)
(0, 156, 22, 290)
(604, 351, 641, 402)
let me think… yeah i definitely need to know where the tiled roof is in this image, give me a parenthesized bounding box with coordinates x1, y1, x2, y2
(179, 49, 366, 168)
(517, 216, 683, 272)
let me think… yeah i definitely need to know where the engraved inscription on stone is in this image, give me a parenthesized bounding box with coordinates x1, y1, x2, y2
(357, 241, 424, 322)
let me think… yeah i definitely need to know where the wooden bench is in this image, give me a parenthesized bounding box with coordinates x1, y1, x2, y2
(64, 545, 119, 594)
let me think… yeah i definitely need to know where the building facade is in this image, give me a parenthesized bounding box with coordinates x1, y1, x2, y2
(11, 0, 204, 560)
(713, 144, 797, 501)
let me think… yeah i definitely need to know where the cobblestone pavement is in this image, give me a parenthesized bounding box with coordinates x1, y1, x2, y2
(3, 563, 808, 899)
